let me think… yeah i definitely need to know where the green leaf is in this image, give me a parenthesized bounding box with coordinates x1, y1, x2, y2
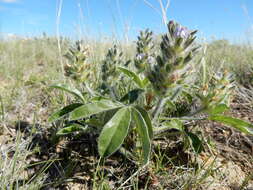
(182, 90, 193, 103)
(208, 103, 229, 115)
(118, 67, 144, 88)
(134, 106, 153, 139)
(57, 123, 88, 135)
(209, 115, 253, 135)
(131, 107, 151, 165)
(167, 119, 184, 131)
(98, 107, 131, 157)
(90, 96, 110, 101)
(50, 84, 85, 102)
(142, 77, 150, 87)
(186, 132, 204, 154)
(49, 103, 83, 122)
(154, 119, 183, 135)
(70, 100, 123, 120)
(85, 117, 104, 128)
(102, 109, 119, 126)
(120, 89, 144, 104)
(166, 100, 176, 111)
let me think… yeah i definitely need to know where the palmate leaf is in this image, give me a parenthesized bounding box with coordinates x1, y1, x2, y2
(98, 107, 131, 157)
(48, 103, 83, 122)
(209, 115, 253, 135)
(69, 100, 123, 120)
(118, 67, 144, 88)
(50, 84, 85, 102)
(131, 107, 151, 165)
(57, 123, 88, 135)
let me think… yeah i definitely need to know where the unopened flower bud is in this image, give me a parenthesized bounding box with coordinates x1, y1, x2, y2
(147, 56, 155, 65)
(169, 20, 175, 26)
(174, 26, 189, 39)
(136, 53, 146, 61)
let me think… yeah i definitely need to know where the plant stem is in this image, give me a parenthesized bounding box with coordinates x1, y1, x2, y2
(152, 87, 181, 123)
(187, 106, 206, 117)
(56, 0, 65, 79)
(154, 130, 182, 137)
(160, 116, 207, 121)
(152, 97, 165, 123)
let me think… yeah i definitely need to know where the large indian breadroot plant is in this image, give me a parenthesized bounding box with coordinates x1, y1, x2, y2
(49, 20, 253, 166)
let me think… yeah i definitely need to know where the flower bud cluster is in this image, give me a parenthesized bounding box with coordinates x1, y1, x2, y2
(101, 45, 123, 82)
(134, 29, 155, 73)
(202, 70, 235, 109)
(64, 41, 90, 82)
(146, 21, 199, 96)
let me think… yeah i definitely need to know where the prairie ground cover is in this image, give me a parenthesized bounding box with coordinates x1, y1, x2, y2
(0, 29, 253, 189)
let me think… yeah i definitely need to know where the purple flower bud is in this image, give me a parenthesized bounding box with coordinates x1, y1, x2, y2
(174, 25, 189, 39)
(147, 56, 155, 65)
(169, 20, 175, 26)
(136, 53, 146, 61)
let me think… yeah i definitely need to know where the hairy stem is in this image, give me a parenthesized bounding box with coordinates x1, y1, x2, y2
(152, 97, 166, 123)
(152, 87, 182, 124)
(187, 106, 206, 117)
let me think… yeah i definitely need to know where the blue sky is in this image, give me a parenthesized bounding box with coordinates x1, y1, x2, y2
(0, 0, 253, 41)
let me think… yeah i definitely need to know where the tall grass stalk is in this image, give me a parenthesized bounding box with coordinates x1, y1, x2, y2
(143, 0, 171, 26)
(56, 0, 65, 78)
(0, 95, 4, 121)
